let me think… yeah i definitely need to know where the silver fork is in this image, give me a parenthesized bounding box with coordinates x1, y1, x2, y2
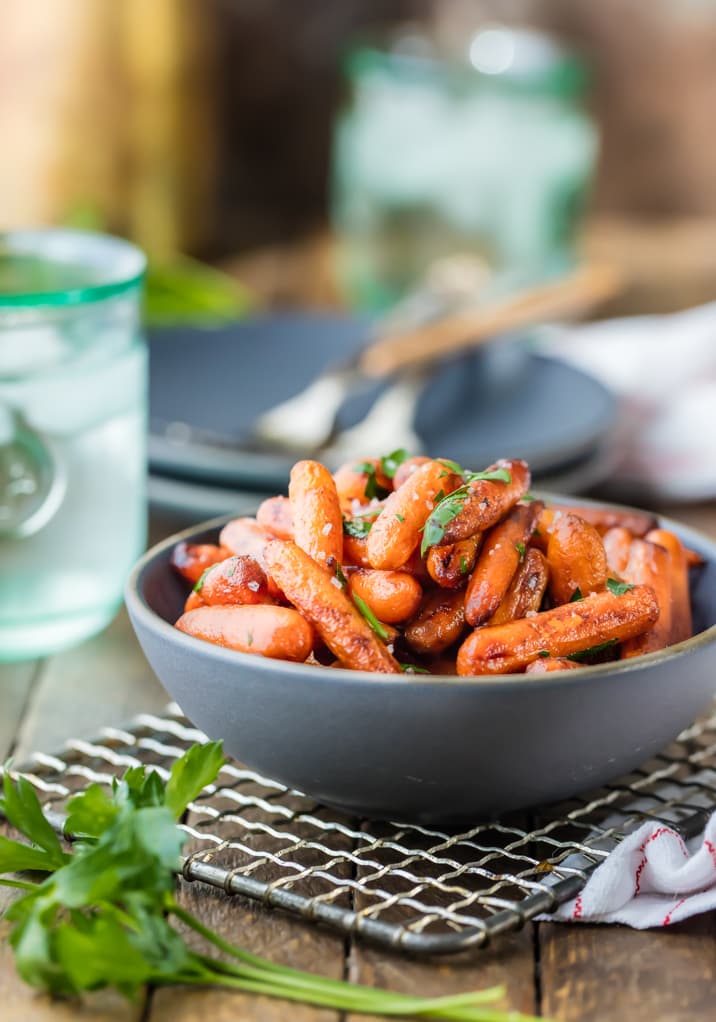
(253, 255, 490, 453)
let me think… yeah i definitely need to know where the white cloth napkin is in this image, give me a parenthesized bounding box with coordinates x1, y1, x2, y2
(541, 813, 716, 928)
(537, 301, 716, 501)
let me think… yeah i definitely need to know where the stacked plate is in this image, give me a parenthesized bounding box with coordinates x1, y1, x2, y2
(148, 314, 617, 520)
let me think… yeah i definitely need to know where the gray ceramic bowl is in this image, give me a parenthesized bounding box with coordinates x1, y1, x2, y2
(126, 497, 716, 824)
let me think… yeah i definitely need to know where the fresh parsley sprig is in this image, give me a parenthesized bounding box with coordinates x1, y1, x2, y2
(420, 467, 512, 556)
(0, 747, 543, 1020)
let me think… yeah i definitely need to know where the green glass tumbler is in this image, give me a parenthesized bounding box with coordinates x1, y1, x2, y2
(0, 229, 147, 661)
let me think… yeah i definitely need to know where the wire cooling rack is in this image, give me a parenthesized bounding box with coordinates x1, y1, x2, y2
(4, 702, 716, 956)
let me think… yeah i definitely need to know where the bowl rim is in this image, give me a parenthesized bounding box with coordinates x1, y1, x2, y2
(126, 492, 716, 690)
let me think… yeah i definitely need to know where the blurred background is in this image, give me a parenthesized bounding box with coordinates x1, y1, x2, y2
(4, 0, 716, 538)
(5, 0, 716, 313)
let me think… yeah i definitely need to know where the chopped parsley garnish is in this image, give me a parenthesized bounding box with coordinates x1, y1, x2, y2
(567, 639, 618, 662)
(522, 492, 536, 502)
(380, 448, 410, 479)
(335, 563, 348, 589)
(246, 630, 254, 647)
(569, 587, 583, 602)
(395, 513, 405, 523)
(398, 662, 430, 674)
(606, 578, 634, 596)
(352, 594, 389, 640)
(343, 517, 373, 539)
(193, 565, 214, 593)
(420, 467, 512, 555)
(354, 461, 390, 500)
(459, 555, 468, 574)
(225, 562, 236, 578)
(438, 458, 464, 474)
(538, 650, 551, 658)
(515, 541, 526, 562)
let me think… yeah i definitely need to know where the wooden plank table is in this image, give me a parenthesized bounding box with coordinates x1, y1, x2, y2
(2, 502, 716, 1022)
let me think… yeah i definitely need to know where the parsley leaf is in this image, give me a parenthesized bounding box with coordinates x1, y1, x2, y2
(515, 541, 526, 562)
(398, 663, 431, 674)
(569, 587, 583, 602)
(395, 513, 405, 523)
(606, 578, 634, 596)
(459, 555, 468, 574)
(354, 461, 390, 501)
(335, 563, 348, 589)
(567, 639, 618, 662)
(380, 448, 410, 479)
(343, 517, 372, 539)
(164, 740, 225, 818)
(438, 458, 464, 474)
(352, 594, 390, 640)
(538, 650, 551, 658)
(193, 565, 214, 593)
(420, 467, 512, 555)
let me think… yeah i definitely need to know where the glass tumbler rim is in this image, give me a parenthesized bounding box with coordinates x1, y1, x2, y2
(0, 228, 146, 309)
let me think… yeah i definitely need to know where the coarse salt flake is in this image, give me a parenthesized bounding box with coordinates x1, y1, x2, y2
(247, 580, 260, 592)
(322, 522, 333, 535)
(330, 576, 343, 590)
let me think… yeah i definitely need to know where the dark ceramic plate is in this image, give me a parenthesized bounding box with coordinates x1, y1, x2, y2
(126, 497, 716, 824)
(148, 316, 615, 491)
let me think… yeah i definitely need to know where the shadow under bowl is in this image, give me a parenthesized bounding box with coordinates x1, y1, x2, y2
(126, 496, 716, 824)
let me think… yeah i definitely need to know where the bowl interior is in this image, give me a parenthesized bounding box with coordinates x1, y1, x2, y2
(138, 506, 716, 669)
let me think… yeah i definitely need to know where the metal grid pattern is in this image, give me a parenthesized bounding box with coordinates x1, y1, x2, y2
(4, 703, 716, 956)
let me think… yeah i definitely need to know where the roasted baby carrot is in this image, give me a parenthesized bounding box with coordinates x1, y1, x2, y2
(621, 539, 674, 658)
(348, 569, 423, 624)
(440, 459, 530, 544)
(367, 460, 461, 570)
(194, 555, 272, 606)
(342, 531, 373, 568)
(264, 540, 400, 673)
(176, 604, 314, 661)
(546, 513, 608, 604)
(525, 657, 580, 674)
(426, 534, 481, 589)
(602, 526, 633, 577)
(488, 547, 549, 626)
(171, 542, 230, 585)
(645, 528, 693, 643)
(548, 504, 658, 538)
(289, 460, 343, 569)
(464, 501, 543, 627)
(404, 589, 466, 655)
(256, 495, 293, 539)
(456, 584, 659, 675)
(393, 455, 431, 489)
(333, 458, 392, 508)
(219, 518, 274, 564)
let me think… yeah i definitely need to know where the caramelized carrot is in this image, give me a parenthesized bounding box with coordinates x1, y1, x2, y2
(367, 460, 461, 570)
(621, 539, 674, 658)
(602, 526, 633, 577)
(464, 501, 543, 627)
(219, 518, 273, 564)
(426, 534, 481, 589)
(646, 528, 693, 643)
(289, 460, 343, 569)
(456, 585, 659, 675)
(440, 459, 530, 544)
(393, 455, 431, 489)
(176, 604, 314, 661)
(333, 459, 391, 509)
(171, 542, 230, 585)
(256, 495, 293, 539)
(546, 513, 608, 604)
(194, 555, 272, 606)
(548, 504, 657, 538)
(525, 657, 580, 674)
(488, 548, 549, 626)
(264, 540, 400, 673)
(183, 591, 204, 613)
(405, 590, 466, 655)
(348, 569, 423, 624)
